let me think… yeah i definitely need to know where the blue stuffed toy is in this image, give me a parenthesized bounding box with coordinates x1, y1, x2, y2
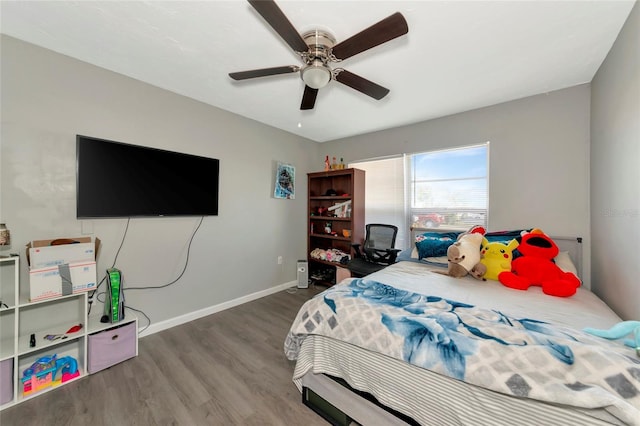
(584, 321, 640, 356)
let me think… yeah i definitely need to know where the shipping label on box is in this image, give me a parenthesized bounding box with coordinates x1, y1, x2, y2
(29, 243, 96, 270)
(29, 261, 97, 302)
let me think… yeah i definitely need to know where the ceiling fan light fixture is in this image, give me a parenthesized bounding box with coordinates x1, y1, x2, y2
(233, 2, 409, 110)
(301, 61, 332, 89)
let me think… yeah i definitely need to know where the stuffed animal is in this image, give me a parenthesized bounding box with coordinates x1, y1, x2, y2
(498, 229, 580, 297)
(433, 232, 486, 279)
(480, 237, 519, 281)
(584, 321, 640, 356)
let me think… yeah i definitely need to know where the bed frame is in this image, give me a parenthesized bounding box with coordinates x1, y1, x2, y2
(302, 372, 415, 426)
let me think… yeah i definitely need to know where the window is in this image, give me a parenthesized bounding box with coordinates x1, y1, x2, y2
(350, 143, 489, 250)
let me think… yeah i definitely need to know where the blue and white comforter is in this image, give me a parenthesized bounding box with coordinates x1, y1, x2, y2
(285, 278, 640, 425)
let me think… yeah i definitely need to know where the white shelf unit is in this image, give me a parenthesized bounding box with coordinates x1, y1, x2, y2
(0, 256, 138, 410)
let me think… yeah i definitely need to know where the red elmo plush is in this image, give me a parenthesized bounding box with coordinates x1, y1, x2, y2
(498, 229, 580, 297)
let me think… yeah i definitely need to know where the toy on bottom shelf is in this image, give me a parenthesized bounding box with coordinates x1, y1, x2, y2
(21, 354, 80, 397)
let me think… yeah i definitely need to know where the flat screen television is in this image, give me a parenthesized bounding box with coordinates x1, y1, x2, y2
(76, 135, 219, 218)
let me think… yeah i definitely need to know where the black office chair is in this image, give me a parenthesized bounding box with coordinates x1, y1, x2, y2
(347, 224, 401, 278)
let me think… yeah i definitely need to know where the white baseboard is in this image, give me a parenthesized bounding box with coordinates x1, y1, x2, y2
(137, 280, 297, 338)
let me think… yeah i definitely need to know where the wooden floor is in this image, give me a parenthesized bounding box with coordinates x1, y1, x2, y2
(1, 285, 329, 426)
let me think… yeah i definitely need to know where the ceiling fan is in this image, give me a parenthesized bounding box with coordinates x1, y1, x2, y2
(229, 0, 409, 110)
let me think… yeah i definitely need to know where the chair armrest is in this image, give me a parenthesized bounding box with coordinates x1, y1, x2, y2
(351, 243, 363, 258)
(387, 248, 401, 263)
(365, 248, 401, 265)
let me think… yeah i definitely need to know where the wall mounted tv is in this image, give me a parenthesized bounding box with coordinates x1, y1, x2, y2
(76, 135, 219, 218)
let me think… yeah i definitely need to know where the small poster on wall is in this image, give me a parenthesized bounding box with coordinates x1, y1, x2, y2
(274, 163, 295, 199)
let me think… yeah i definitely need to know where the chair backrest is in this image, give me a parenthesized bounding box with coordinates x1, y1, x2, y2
(363, 224, 398, 262)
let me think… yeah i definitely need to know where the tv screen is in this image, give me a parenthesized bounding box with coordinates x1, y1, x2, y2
(76, 135, 219, 218)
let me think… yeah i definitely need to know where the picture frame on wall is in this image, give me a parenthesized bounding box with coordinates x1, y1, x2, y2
(274, 163, 295, 199)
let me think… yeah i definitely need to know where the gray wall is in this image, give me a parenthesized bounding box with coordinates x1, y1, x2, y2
(323, 85, 593, 288)
(0, 36, 319, 333)
(591, 3, 639, 321)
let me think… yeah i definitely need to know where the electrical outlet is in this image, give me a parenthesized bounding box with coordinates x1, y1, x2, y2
(277, 256, 283, 265)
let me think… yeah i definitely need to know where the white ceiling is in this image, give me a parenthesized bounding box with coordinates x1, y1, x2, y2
(0, 1, 635, 142)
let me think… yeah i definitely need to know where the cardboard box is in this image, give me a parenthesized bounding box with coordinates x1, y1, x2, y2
(28, 242, 95, 269)
(26, 237, 101, 269)
(29, 261, 97, 302)
(25, 237, 101, 302)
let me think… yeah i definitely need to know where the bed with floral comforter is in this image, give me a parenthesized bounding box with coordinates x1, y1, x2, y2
(285, 262, 639, 425)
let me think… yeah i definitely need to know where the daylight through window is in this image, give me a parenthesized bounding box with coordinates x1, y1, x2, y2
(350, 143, 489, 251)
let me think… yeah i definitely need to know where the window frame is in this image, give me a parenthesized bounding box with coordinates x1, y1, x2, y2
(349, 142, 490, 250)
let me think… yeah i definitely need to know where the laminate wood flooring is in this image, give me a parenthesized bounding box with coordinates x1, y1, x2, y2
(0, 285, 329, 426)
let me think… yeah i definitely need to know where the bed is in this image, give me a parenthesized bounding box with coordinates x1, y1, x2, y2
(285, 232, 640, 426)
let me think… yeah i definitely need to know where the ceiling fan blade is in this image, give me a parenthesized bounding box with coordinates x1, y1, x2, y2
(331, 12, 408, 61)
(248, 0, 309, 53)
(300, 86, 319, 110)
(229, 65, 299, 80)
(334, 69, 390, 100)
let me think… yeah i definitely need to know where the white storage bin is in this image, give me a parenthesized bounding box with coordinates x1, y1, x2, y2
(88, 322, 137, 374)
(0, 359, 13, 405)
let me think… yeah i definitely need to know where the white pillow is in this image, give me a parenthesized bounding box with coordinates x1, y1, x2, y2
(554, 251, 579, 277)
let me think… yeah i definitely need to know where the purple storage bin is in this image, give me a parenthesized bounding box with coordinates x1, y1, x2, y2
(88, 322, 137, 374)
(0, 358, 13, 405)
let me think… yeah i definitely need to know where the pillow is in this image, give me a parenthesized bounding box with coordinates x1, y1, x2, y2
(483, 229, 530, 260)
(554, 251, 579, 277)
(410, 247, 419, 259)
(483, 229, 526, 243)
(415, 232, 460, 259)
(407, 247, 445, 263)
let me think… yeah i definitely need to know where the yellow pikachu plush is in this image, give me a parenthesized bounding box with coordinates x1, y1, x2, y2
(480, 238, 520, 281)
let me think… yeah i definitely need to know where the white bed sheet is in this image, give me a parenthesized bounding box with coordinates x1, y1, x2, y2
(377, 261, 621, 332)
